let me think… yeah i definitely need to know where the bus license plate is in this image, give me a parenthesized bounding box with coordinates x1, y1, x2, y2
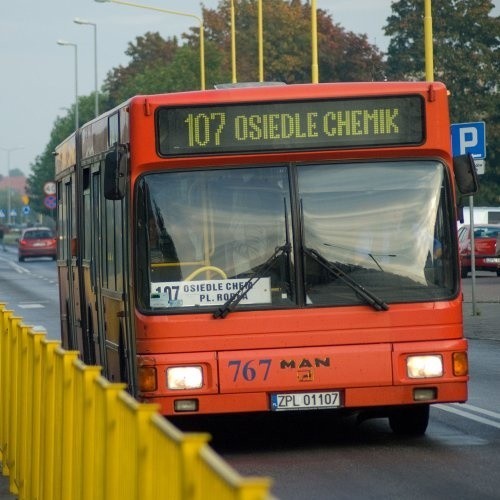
(271, 391, 341, 411)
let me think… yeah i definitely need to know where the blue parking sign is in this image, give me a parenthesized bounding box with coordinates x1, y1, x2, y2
(451, 121, 486, 159)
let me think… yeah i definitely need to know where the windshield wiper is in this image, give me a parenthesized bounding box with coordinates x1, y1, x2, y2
(303, 247, 389, 312)
(213, 243, 291, 319)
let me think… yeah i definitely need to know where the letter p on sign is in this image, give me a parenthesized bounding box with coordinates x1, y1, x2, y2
(459, 127, 478, 155)
(451, 121, 486, 159)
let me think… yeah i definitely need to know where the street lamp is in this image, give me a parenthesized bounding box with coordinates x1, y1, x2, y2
(311, 0, 319, 83)
(95, 0, 205, 90)
(74, 17, 99, 117)
(230, 0, 237, 83)
(57, 40, 79, 130)
(0, 146, 24, 226)
(424, 0, 434, 81)
(257, 0, 263, 82)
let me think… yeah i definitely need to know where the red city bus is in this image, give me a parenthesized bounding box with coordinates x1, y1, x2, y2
(55, 82, 477, 435)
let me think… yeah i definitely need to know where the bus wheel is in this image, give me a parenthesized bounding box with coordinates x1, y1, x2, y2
(389, 404, 429, 436)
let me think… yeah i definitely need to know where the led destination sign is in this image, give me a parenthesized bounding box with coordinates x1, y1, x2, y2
(158, 96, 424, 156)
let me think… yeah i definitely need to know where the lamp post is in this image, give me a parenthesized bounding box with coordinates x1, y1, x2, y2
(0, 146, 24, 226)
(57, 40, 79, 130)
(230, 0, 237, 83)
(95, 0, 205, 90)
(311, 0, 319, 83)
(257, 0, 263, 82)
(74, 18, 99, 117)
(424, 0, 434, 81)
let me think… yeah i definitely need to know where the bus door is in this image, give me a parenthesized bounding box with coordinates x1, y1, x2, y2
(79, 166, 96, 364)
(57, 174, 81, 349)
(87, 169, 106, 367)
(95, 161, 130, 384)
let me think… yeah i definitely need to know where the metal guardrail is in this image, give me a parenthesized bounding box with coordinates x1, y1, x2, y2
(0, 303, 273, 500)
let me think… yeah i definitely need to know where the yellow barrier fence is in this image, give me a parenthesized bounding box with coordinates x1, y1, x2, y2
(0, 303, 274, 500)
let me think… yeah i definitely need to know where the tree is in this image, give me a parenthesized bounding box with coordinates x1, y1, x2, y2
(4, 168, 24, 177)
(26, 94, 100, 219)
(104, 32, 181, 107)
(104, 38, 226, 105)
(384, 0, 500, 204)
(196, 0, 385, 84)
(103, 0, 385, 98)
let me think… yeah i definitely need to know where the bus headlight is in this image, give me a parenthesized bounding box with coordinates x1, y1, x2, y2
(167, 366, 203, 390)
(407, 355, 443, 379)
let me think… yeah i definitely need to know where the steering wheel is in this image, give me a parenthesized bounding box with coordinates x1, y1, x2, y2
(184, 266, 227, 281)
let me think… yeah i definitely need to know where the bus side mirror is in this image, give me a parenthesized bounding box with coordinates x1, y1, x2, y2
(104, 143, 127, 200)
(454, 154, 479, 196)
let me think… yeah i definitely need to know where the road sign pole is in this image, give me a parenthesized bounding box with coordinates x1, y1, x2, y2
(469, 196, 478, 316)
(451, 121, 486, 318)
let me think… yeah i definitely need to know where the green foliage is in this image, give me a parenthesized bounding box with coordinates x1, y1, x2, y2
(25, 93, 107, 218)
(104, 40, 227, 105)
(384, 0, 500, 205)
(104, 32, 181, 107)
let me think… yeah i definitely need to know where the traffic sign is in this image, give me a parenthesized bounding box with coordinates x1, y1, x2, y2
(43, 181, 57, 196)
(451, 121, 486, 159)
(0, 209, 5, 218)
(22, 206, 31, 215)
(44, 195, 57, 210)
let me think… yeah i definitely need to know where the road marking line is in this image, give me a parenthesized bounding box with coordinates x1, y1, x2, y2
(435, 403, 500, 429)
(451, 403, 500, 420)
(18, 304, 45, 309)
(31, 326, 47, 332)
(8, 261, 30, 274)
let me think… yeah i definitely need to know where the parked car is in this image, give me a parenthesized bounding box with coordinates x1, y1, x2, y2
(458, 224, 500, 277)
(17, 227, 57, 262)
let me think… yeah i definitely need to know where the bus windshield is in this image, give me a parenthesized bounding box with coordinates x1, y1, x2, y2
(136, 161, 456, 312)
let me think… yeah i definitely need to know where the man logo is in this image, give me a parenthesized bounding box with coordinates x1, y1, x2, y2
(280, 357, 330, 369)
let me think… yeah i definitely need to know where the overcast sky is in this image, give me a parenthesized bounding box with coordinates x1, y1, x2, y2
(0, 0, 497, 176)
